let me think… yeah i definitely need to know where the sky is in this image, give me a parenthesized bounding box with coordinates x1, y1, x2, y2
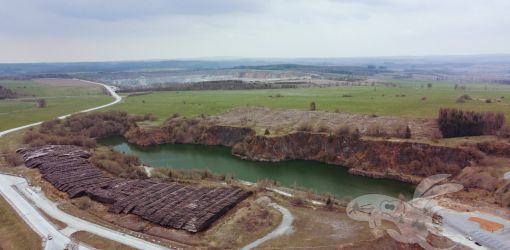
(1, 0, 510, 63)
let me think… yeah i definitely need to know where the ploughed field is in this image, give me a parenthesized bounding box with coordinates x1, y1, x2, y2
(106, 81, 510, 122)
(17, 145, 251, 233)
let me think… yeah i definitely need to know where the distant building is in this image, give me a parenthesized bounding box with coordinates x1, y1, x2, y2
(469, 217, 504, 232)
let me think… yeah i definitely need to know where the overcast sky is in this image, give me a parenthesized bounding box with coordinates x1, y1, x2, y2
(1, 0, 509, 63)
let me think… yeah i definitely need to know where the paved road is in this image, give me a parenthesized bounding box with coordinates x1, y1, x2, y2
(0, 80, 171, 249)
(0, 174, 90, 250)
(437, 208, 510, 250)
(0, 79, 121, 138)
(0, 174, 171, 250)
(242, 198, 294, 250)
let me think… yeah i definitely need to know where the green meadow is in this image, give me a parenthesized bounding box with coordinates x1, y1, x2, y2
(0, 80, 112, 131)
(107, 81, 510, 122)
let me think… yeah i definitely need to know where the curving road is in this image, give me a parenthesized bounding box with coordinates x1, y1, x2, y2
(0, 174, 170, 250)
(0, 80, 171, 249)
(242, 199, 294, 250)
(0, 79, 121, 138)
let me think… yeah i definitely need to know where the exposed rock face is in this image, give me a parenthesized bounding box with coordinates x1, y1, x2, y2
(201, 126, 255, 146)
(231, 132, 474, 182)
(126, 124, 476, 184)
(17, 145, 251, 232)
(476, 141, 510, 157)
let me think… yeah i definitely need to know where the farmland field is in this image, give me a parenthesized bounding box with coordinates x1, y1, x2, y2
(107, 81, 510, 122)
(0, 79, 112, 131)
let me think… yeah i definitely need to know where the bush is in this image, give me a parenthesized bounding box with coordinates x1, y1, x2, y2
(366, 123, 387, 137)
(315, 124, 331, 133)
(74, 197, 92, 210)
(404, 126, 412, 139)
(36, 99, 46, 108)
(351, 128, 361, 140)
(264, 128, 270, 136)
(90, 148, 146, 179)
(456, 94, 472, 103)
(497, 125, 510, 138)
(309, 101, 316, 111)
(296, 122, 313, 132)
(290, 195, 305, 206)
(438, 108, 505, 138)
(3, 151, 23, 166)
(334, 125, 351, 137)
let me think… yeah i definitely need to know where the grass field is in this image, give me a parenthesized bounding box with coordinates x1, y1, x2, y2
(107, 81, 510, 122)
(0, 195, 41, 250)
(0, 79, 112, 131)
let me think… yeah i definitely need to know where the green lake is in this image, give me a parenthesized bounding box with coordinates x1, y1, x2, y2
(100, 136, 414, 199)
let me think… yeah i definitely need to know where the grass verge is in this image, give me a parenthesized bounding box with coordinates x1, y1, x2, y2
(71, 231, 138, 250)
(0, 195, 41, 250)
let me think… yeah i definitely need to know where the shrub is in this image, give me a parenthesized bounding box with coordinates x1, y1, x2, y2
(438, 108, 505, 138)
(90, 148, 146, 179)
(497, 125, 510, 138)
(264, 128, 270, 135)
(74, 196, 92, 210)
(3, 151, 23, 166)
(391, 124, 405, 138)
(351, 128, 361, 140)
(366, 123, 387, 137)
(36, 99, 46, 108)
(334, 125, 351, 136)
(316, 124, 331, 133)
(404, 126, 412, 139)
(296, 122, 313, 132)
(290, 195, 305, 206)
(341, 94, 352, 97)
(309, 101, 316, 111)
(456, 94, 472, 103)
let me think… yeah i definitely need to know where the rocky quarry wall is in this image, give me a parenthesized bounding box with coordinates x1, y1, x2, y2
(125, 125, 476, 184)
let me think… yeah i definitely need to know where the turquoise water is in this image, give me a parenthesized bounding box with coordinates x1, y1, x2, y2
(100, 136, 414, 199)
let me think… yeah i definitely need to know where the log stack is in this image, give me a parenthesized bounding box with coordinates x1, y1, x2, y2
(17, 145, 251, 232)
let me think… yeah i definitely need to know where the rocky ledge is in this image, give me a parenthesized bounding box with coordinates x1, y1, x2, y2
(126, 125, 477, 184)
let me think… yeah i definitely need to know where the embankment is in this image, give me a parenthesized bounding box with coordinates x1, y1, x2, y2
(125, 124, 476, 184)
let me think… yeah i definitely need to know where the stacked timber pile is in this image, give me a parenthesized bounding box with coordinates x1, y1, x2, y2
(17, 145, 251, 232)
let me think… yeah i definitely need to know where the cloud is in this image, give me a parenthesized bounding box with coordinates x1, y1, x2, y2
(0, 0, 510, 62)
(41, 0, 263, 21)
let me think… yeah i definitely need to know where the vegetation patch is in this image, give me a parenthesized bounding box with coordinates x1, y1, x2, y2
(438, 108, 505, 138)
(0, 85, 20, 99)
(0, 195, 41, 250)
(71, 231, 138, 250)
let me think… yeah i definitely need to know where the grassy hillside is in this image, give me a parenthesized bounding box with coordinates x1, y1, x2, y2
(0, 79, 112, 131)
(107, 81, 510, 122)
(0, 196, 41, 250)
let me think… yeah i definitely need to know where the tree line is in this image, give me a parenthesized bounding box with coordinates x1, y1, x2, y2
(438, 108, 505, 137)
